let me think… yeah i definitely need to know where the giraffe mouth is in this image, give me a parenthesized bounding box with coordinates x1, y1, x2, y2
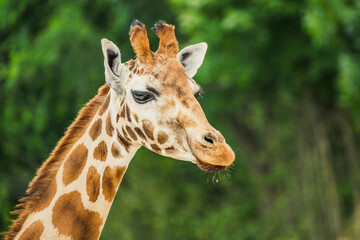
(195, 158, 228, 172)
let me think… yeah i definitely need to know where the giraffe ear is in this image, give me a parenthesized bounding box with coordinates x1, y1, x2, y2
(101, 38, 124, 95)
(177, 42, 207, 78)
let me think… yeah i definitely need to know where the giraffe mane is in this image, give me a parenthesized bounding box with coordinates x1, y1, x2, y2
(3, 84, 110, 240)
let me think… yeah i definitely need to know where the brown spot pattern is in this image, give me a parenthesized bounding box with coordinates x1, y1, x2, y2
(133, 113, 139, 122)
(165, 146, 179, 155)
(18, 220, 44, 240)
(142, 120, 154, 140)
(89, 119, 102, 141)
(120, 107, 125, 119)
(86, 166, 100, 202)
(116, 113, 120, 123)
(111, 143, 122, 158)
(157, 131, 168, 144)
(106, 112, 114, 137)
(117, 130, 131, 152)
(125, 104, 131, 122)
(134, 127, 146, 140)
(63, 144, 88, 186)
(33, 178, 57, 212)
(99, 94, 110, 116)
(93, 141, 108, 162)
(122, 127, 131, 142)
(102, 166, 126, 202)
(151, 144, 161, 153)
(126, 126, 138, 141)
(176, 112, 197, 128)
(52, 191, 102, 240)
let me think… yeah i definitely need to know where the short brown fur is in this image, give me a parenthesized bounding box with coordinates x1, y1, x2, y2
(129, 21, 153, 64)
(153, 22, 179, 58)
(32, 177, 57, 212)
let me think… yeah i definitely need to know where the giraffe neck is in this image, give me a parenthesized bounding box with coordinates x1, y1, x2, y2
(12, 86, 141, 240)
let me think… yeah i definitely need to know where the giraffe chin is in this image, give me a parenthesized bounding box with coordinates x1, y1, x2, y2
(195, 158, 228, 172)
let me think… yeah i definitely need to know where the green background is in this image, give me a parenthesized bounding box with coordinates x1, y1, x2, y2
(1, 0, 360, 239)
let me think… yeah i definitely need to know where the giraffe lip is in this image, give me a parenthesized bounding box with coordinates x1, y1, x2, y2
(195, 157, 228, 172)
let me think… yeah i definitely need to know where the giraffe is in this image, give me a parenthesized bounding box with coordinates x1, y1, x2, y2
(4, 20, 235, 240)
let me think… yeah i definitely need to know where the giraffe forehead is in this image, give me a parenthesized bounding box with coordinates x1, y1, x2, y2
(125, 58, 197, 108)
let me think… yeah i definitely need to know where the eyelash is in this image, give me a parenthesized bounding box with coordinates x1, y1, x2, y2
(132, 90, 201, 103)
(131, 91, 155, 104)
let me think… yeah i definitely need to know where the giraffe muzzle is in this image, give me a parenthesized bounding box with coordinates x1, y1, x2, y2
(189, 130, 235, 172)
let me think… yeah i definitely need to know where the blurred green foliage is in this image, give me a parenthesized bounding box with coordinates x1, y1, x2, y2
(1, 0, 360, 239)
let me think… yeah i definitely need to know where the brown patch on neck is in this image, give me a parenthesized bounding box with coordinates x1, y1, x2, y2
(18, 220, 44, 240)
(134, 127, 146, 140)
(117, 130, 132, 153)
(132, 113, 139, 122)
(98, 94, 110, 116)
(4, 85, 110, 240)
(126, 126, 138, 141)
(111, 143, 122, 158)
(52, 191, 102, 240)
(89, 119, 102, 141)
(106, 112, 114, 137)
(125, 104, 132, 122)
(62, 144, 89, 186)
(165, 146, 179, 155)
(142, 120, 154, 140)
(120, 106, 126, 119)
(150, 144, 161, 153)
(86, 166, 101, 202)
(93, 141, 108, 162)
(121, 127, 132, 142)
(102, 166, 126, 202)
(157, 131, 168, 145)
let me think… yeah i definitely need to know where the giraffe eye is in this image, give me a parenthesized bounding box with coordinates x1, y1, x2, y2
(194, 91, 202, 99)
(132, 90, 155, 104)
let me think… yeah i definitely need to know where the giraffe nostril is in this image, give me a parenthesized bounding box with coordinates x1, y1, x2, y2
(204, 135, 215, 145)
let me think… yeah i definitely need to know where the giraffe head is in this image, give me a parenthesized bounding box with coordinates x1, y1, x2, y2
(101, 20, 234, 171)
